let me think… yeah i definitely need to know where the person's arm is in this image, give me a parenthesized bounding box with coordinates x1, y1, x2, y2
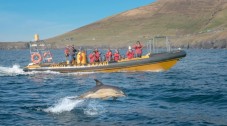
(140, 44, 143, 49)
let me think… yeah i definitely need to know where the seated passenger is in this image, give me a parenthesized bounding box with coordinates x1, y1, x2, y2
(133, 41, 143, 58)
(64, 45, 70, 64)
(76, 47, 82, 65)
(126, 46, 134, 59)
(89, 51, 96, 63)
(114, 49, 121, 61)
(69, 45, 77, 64)
(80, 49, 87, 65)
(64, 45, 70, 57)
(105, 48, 112, 61)
(94, 48, 101, 62)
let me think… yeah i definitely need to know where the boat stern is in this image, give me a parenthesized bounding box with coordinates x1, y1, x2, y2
(23, 63, 41, 72)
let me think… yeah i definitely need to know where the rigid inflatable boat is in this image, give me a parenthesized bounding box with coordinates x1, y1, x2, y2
(23, 36, 186, 73)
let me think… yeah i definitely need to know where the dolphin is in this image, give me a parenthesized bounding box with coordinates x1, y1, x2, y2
(72, 79, 126, 100)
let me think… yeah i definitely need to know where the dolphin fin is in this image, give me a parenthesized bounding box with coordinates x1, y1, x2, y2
(94, 79, 103, 86)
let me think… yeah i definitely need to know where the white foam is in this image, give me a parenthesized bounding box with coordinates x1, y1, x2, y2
(43, 96, 106, 116)
(43, 96, 84, 114)
(0, 64, 27, 76)
(145, 69, 164, 72)
(0, 64, 82, 76)
(38, 70, 61, 75)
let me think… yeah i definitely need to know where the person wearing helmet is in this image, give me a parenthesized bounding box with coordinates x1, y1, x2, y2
(126, 46, 134, 59)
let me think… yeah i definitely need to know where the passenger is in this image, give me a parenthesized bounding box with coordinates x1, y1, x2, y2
(114, 49, 121, 61)
(64, 45, 70, 64)
(80, 49, 87, 65)
(71, 45, 77, 60)
(126, 46, 134, 59)
(89, 51, 96, 63)
(105, 48, 112, 61)
(133, 41, 143, 58)
(69, 45, 77, 64)
(94, 48, 101, 62)
(77, 47, 82, 65)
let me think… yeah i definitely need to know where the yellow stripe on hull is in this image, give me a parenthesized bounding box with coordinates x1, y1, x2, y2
(97, 59, 179, 72)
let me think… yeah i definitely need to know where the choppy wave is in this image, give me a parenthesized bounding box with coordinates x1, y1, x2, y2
(84, 100, 106, 116)
(1, 49, 227, 125)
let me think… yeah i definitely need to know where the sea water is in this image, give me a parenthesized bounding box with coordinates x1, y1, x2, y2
(0, 49, 227, 125)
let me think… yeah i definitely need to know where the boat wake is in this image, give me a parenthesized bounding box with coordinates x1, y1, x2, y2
(43, 96, 106, 116)
(0, 64, 27, 76)
(0, 64, 95, 76)
(0, 64, 61, 76)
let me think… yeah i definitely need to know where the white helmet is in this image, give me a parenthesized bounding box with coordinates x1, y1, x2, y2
(128, 46, 132, 50)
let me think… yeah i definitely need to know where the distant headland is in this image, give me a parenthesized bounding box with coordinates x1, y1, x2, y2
(1, 0, 227, 49)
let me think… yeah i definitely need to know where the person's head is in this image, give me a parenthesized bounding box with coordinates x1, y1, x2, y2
(94, 48, 98, 52)
(136, 41, 140, 45)
(115, 49, 119, 53)
(108, 48, 111, 51)
(128, 46, 132, 52)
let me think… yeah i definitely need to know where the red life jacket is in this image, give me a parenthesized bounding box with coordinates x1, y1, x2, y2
(95, 51, 100, 62)
(114, 53, 120, 61)
(106, 51, 112, 60)
(133, 44, 143, 54)
(64, 47, 70, 56)
(89, 53, 95, 63)
(126, 50, 134, 59)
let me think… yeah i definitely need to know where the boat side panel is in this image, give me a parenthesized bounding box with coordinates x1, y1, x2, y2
(96, 59, 179, 72)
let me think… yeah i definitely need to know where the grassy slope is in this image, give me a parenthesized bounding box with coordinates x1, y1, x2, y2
(45, 0, 227, 48)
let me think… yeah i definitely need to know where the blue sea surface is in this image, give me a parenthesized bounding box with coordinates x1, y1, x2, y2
(0, 49, 227, 126)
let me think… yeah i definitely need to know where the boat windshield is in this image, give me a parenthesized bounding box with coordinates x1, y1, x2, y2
(146, 36, 171, 54)
(29, 40, 53, 63)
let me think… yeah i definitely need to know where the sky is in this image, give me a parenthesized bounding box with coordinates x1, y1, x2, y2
(0, 0, 156, 42)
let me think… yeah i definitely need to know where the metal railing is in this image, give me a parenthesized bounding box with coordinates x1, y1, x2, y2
(146, 36, 172, 54)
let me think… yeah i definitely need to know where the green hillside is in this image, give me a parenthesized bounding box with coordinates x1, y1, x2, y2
(0, 0, 214, 49)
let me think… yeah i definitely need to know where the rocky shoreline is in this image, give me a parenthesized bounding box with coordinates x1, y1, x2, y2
(0, 42, 29, 50)
(0, 39, 226, 50)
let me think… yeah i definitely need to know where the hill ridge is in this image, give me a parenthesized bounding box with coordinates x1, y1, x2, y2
(31, 0, 227, 48)
(2, 0, 227, 49)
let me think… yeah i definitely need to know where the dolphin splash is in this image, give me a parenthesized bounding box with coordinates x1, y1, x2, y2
(73, 79, 126, 100)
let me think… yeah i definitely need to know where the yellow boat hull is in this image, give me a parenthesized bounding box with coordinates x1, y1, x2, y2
(97, 59, 179, 72)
